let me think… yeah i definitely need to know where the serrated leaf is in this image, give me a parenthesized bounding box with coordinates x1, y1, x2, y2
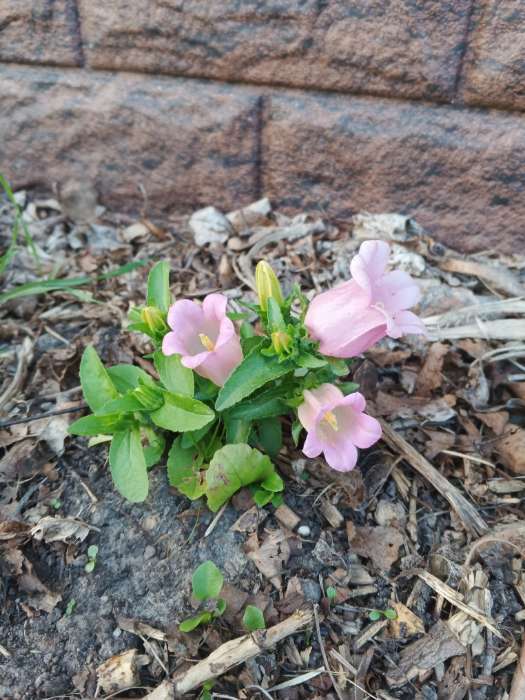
(154, 351, 194, 396)
(167, 437, 206, 500)
(242, 605, 266, 631)
(80, 346, 119, 413)
(192, 561, 224, 601)
(107, 364, 155, 393)
(216, 351, 292, 411)
(109, 429, 149, 503)
(151, 392, 215, 432)
(179, 611, 212, 632)
(205, 444, 280, 512)
(146, 261, 171, 313)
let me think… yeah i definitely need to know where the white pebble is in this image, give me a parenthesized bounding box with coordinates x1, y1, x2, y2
(298, 525, 311, 537)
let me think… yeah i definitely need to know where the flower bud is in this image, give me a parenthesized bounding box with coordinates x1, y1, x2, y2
(255, 261, 283, 312)
(141, 306, 168, 335)
(271, 330, 292, 355)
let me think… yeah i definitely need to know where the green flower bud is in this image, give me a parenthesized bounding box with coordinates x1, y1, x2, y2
(141, 306, 168, 335)
(271, 330, 292, 355)
(255, 261, 283, 312)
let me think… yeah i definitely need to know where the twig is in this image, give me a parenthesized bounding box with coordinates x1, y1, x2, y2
(312, 604, 345, 700)
(204, 503, 227, 537)
(0, 405, 86, 429)
(171, 608, 313, 697)
(509, 633, 525, 700)
(0, 337, 33, 411)
(379, 420, 488, 536)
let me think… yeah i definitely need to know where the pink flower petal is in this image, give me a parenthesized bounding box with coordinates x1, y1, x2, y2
(166, 300, 206, 355)
(323, 440, 358, 472)
(339, 410, 382, 449)
(375, 270, 421, 314)
(339, 391, 366, 413)
(388, 310, 427, 339)
(350, 240, 390, 294)
(303, 430, 323, 459)
(215, 316, 236, 349)
(203, 293, 228, 322)
(162, 331, 185, 356)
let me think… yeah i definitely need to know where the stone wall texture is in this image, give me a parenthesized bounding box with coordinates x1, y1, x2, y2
(1, 0, 524, 253)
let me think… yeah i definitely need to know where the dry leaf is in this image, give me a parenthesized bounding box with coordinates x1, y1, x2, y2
(245, 529, 290, 591)
(18, 557, 62, 613)
(416, 342, 449, 395)
(475, 411, 509, 435)
(495, 427, 525, 474)
(388, 601, 425, 638)
(348, 525, 404, 571)
(97, 649, 140, 694)
(30, 516, 91, 544)
(230, 506, 267, 534)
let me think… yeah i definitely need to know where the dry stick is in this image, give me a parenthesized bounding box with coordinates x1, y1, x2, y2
(172, 608, 313, 697)
(313, 604, 345, 700)
(379, 420, 488, 537)
(509, 634, 525, 700)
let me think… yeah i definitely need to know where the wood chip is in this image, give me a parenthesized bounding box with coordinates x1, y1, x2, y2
(318, 499, 344, 529)
(380, 420, 488, 536)
(274, 504, 300, 531)
(495, 427, 525, 474)
(349, 524, 404, 572)
(97, 649, 140, 694)
(353, 619, 388, 651)
(386, 621, 465, 687)
(388, 601, 425, 639)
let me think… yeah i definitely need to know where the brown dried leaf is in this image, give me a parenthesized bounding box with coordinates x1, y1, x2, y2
(348, 525, 404, 572)
(245, 529, 290, 591)
(416, 342, 449, 395)
(388, 601, 425, 639)
(30, 516, 91, 544)
(495, 427, 525, 474)
(96, 649, 140, 694)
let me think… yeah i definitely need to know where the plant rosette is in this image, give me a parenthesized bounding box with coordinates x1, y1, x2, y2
(69, 240, 426, 507)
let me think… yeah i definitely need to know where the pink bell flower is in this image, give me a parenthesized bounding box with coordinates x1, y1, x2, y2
(298, 384, 381, 472)
(305, 240, 426, 358)
(162, 293, 243, 387)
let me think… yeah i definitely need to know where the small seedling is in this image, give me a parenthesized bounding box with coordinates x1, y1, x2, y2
(179, 561, 226, 632)
(369, 607, 397, 622)
(49, 498, 62, 510)
(84, 544, 99, 573)
(199, 680, 214, 700)
(242, 605, 266, 632)
(64, 598, 76, 616)
(326, 586, 337, 606)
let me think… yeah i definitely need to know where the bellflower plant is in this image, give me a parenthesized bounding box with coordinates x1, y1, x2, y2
(70, 240, 425, 507)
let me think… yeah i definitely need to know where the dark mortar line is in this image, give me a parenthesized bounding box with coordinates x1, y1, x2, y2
(1, 59, 524, 118)
(65, 0, 85, 68)
(452, 0, 478, 98)
(253, 95, 265, 201)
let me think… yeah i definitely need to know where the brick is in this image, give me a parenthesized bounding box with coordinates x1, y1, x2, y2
(461, 1, 525, 111)
(0, 65, 260, 217)
(0, 0, 81, 66)
(79, 0, 471, 101)
(264, 92, 525, 254)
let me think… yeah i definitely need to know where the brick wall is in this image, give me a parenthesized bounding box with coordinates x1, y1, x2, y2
(1, 1, 524, 253)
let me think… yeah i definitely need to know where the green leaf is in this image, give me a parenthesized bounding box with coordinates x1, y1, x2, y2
(257, 417, 282, 458)
(215, 598, 227, 616)
(147, 261, 171, 313)
(326, 586, 337, 601)
(179, 611, 213, 632)
(252, 487, 274, 507)
(271, 492, 284, 508)
(297, 353, 327, 369)
(327, 358, 350, 377)
(167, 437, 206, 500)
(154, 351, 194, 396)
(242, 605, 266, 631)
(151, 393, 215, 433)
(142, 428, 165, 468)
(96, 393, 148, 416)
(107, 364, 155, 393)
(80, 346, 119, 413)
(180, 421, 215, 448)
(383, 608, 398, 620)
(227, 385, 288, 421)
(339, 381, 360, 396)
(84, 560, 96, 573)
(205, 444, 280, 512)
(291, 420, 303, 446)
(69, 414, 122, 436)
(192, 561, 224, 601)
(369, 610, 381, 621)
(261, 471, 284, 493)
(109, 429, 149, 502)
(87, 545, 99, 559)
(225, 417, 252, 444)
(216, 352, 292, 411)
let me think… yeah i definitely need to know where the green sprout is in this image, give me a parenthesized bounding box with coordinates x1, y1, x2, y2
(179, 561, 227, 632)
(84, 544, 99, 573)
(369, 607, 397, 622)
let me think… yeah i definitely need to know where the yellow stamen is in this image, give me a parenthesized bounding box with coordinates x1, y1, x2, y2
(199, 333, 215, 352)
(322, 410, 338, 431)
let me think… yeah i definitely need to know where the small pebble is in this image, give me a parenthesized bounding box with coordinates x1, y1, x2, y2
(144, 545, 156, 560)
(297, 525, 311, 537)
